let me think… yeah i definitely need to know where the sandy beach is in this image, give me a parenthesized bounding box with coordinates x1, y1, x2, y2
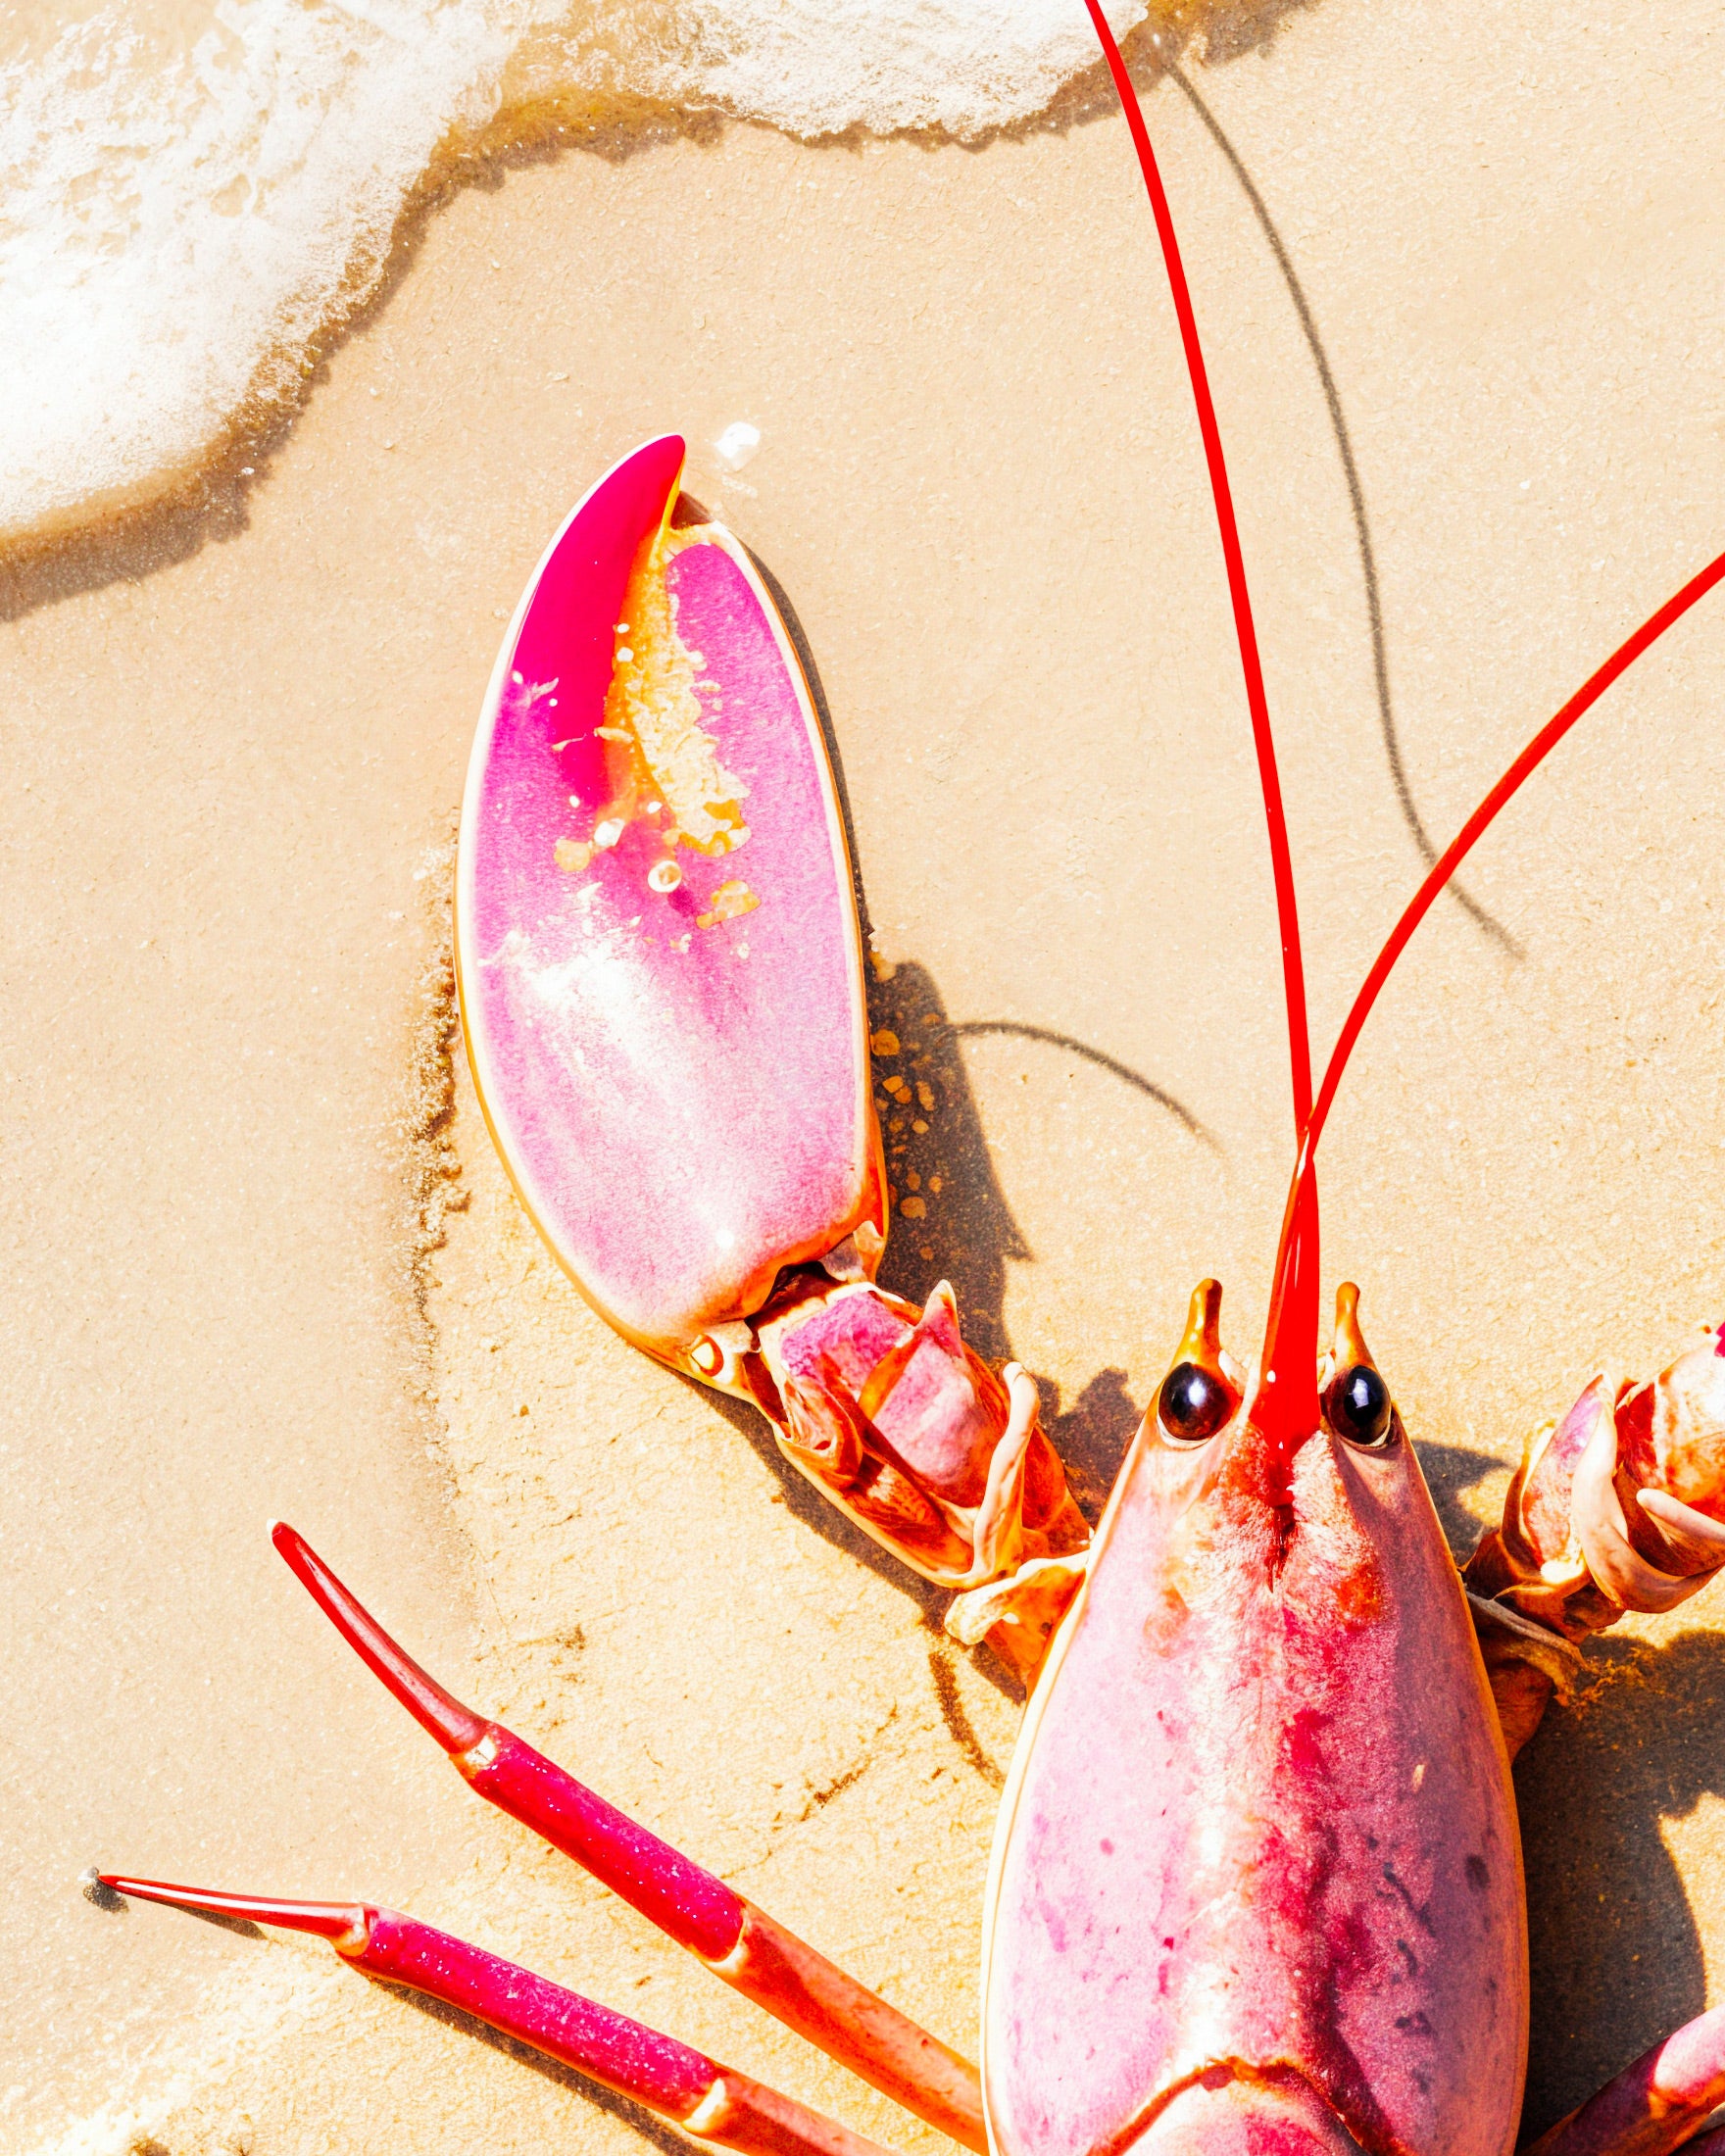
(4, 4, 1725, 2150)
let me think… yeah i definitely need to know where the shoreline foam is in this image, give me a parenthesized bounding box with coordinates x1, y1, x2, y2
(0, 0, 1159, 555)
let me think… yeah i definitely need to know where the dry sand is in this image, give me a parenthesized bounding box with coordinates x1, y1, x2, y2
(4, 3, 1725, 2149)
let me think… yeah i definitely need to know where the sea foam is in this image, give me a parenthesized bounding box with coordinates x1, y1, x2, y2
(0, 0, 1146, 550)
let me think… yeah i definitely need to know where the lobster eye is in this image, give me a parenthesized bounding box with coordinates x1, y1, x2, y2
(1158, 1361, 1235, 1446)
(1327, 1362, 1393, 1447)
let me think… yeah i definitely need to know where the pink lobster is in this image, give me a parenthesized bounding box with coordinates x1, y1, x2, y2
(100, 16, 1725, 2156)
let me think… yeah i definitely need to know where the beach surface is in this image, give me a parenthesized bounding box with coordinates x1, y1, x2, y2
(4, 5, 1725, 2150)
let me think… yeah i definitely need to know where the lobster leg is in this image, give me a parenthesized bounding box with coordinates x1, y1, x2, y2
(1465, 1329, 1725, 1756)
(97, 1875, 900, 2156)
(751, 1276, 1088, 1597)
(1521, 2000, 1725, 2156)
(271, 1524, 986, 2151)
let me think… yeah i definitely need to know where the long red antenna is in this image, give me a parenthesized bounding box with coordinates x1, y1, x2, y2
(1083, 3, 1311, 1132)
(1303, 544, 1725, 1161)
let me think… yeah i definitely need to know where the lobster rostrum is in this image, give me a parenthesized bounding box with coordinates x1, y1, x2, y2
(98, 13, 1725, 2156)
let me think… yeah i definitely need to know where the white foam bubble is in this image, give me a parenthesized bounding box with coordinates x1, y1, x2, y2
(618, 0, 1147, 138)
(0, 0, 1145, 550)
(715, 419, 762, 471)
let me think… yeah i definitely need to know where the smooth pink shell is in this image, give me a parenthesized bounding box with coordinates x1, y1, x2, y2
(458, 438, 877, 1359)
(984, 1409, 1527, 2156)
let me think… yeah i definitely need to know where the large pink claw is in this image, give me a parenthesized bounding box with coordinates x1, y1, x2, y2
(458, 435, 882, 1378)
(459, 441, 1086, 1617)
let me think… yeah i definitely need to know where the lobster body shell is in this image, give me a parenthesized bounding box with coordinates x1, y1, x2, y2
(984, 1403, 1527, 2156)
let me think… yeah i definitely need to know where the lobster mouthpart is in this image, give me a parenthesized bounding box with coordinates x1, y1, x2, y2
(458, 437, 883, 1374)
(984, 1286, 1525, 2156)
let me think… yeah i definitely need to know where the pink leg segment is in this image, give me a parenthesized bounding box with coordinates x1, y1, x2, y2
(99, 1875, 894, 2156)
(271, 1523, 985, 2150)
(1522, 2003, 1725, 2156)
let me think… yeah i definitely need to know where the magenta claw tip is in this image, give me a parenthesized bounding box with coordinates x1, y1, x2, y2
(271, 1522, 488, 1754)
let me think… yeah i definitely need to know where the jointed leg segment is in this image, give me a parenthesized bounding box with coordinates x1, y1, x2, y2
(98, 1875, 896, 2156)
(261, 1523, 985, 2148)
(1523, 1999, 1725, 2156)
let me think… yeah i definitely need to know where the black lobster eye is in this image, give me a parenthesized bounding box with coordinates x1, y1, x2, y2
(1327, 1363, 1394, 1447)
(1158, 1361, 1235, 1446)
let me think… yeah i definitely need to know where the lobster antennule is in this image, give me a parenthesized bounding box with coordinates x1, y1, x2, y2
(271, 1525, 987, 2147)
(1254, 1150, 1321, 1452)
(102, 1876, 905, 2156)
(271, 1520, 748, 1960)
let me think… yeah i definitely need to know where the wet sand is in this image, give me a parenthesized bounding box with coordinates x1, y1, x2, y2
(4, 3, 1725, 2149)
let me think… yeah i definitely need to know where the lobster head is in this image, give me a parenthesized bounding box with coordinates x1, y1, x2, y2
(982, 1177, 1527, 2156)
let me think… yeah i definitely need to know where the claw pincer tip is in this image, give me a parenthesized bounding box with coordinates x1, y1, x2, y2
(270, 1522, 489, 1755)
(98, 1875, 369, 1946)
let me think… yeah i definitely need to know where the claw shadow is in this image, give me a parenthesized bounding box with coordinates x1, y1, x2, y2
(1043, 1367, 1149, 1525)
(1514, 1628, 1725, 2140)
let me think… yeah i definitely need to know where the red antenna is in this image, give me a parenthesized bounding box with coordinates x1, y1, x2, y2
(1082, 3, 1311, 1134)
(1304, 544, 1725, 1165)
(1082, 7, 1725, 1442)
(1084, 4, 1320, 1443)
(1254, 549, 1725, 1430)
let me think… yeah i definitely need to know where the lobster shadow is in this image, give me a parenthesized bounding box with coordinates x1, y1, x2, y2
(1406, 1440, 1504, 1565)
(1514, 1626, 1725, 2140)
(1406, 1443, 1725, 2136)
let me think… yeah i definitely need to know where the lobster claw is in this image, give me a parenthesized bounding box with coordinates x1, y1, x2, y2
(1488, 1333, 1725, 1619)
(1571, 1414, 1722, 1616)
(458, 437, 885, 1378)
(459, 439, 1086, 1602)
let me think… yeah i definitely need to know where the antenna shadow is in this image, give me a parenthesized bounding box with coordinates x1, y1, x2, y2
(1162, 58, 1518, 958)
